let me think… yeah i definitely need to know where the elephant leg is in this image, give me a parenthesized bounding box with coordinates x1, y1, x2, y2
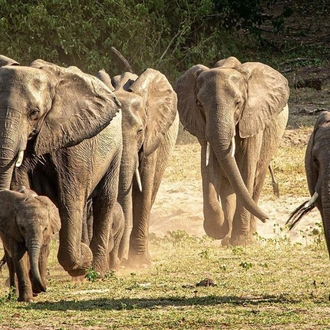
(219, 176, 236, 246)
(13, 247, 33, 302)
(90, 165, 120, 275)
(230, 135, 262, 245)
(57, 199, 93, 277)
(109, 224, 124, 270)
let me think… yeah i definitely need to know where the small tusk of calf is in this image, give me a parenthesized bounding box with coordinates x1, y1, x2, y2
(231, 136, 236, 158)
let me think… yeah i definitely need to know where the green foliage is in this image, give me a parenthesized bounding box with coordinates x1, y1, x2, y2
(85, 267, 100, 282)
(0, 0, 290, 80)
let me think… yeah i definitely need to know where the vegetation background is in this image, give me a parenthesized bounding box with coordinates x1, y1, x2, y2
(0, 0, 330, 329)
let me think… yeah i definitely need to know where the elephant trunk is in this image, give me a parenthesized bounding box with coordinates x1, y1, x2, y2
(27, 240, 46, 293)
(117, 153, 136, 260)
(208, 115, 268, 222)
(0, 107, 25, 189)
(200, 140, 228, 238)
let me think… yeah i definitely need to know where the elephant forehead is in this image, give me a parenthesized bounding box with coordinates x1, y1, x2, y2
(0, 66, 49, 86)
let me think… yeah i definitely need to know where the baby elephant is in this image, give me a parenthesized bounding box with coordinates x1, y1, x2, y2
(83, 201, 124, 271)
(0, 187, 61, 302)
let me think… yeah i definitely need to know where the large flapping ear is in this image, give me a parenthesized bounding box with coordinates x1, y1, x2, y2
(30, 60, 121, 156)
(175, 64, 209, 139)
(0, 190, 25, 242)
(36, 196, 61, 234)
(214, 56, 241, 68)
(0, 55, 19, 67)
(238, 62, 290, 138)
(129, 68, 177, 156)
(112, 72, 138, 91)
(96, 69, 115, 90)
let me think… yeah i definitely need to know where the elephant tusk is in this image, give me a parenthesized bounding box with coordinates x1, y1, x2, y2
(231, 136, 236, 158)
(206, 142, 210, 166)
(15, 150, 24, 167)
(135, 167, 142, 192)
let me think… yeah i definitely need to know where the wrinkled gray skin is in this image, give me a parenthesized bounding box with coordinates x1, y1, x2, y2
(97, 68, 179, 266)
(289, 111, 330, 257)
(83, 201, 124, 270)
(176, 57, 289, 246)
(0, 187, 60, 302)
(0, 57, 122, 277)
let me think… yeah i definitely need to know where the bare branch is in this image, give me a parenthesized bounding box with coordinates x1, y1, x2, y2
(111, 46, 133, 73)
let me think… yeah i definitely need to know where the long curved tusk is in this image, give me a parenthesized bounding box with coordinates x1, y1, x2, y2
(206, 142, 210, 166)
(15, 150, 24, 167)
(305, 192, 319, 207)
(135, 167, 142, 192)
(231, 136, 236, 158)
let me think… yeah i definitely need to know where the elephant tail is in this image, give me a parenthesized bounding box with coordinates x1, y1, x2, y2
(286, 192, 318, 230)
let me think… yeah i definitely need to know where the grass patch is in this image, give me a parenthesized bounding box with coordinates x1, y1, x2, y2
(0, 233, 329, 329)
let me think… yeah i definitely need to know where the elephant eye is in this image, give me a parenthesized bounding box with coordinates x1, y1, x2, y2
(196, 100, 203, 109)
(29, 107, 40, 121)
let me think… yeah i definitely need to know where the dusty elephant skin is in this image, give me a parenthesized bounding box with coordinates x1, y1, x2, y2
(0, 187, 60, 302)
(288, 111, 330, 258)
(97, 68, 179, 267)
(0, 57, 123, 277)
(176, 56, 290, 246)
(113, 70, 179, 267)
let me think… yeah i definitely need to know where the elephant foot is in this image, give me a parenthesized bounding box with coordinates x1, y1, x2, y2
(230, 232, 255, 246)
(221, 235, 231, 247)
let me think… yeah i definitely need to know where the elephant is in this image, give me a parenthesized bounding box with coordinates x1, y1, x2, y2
(83, 200, 125, 270)
(0, 57, 123, 277)
(97, 68, 179, 266)
(287, 111, 330, 256)
(0, 186, 60, 302)
(176, 56, 289, 246)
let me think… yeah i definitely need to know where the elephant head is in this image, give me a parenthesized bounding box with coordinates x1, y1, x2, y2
(176, 56, 289, 239)
(0, 187, 60, 297)
(97, 68, 178, 259)
(0, 57, 121, 190)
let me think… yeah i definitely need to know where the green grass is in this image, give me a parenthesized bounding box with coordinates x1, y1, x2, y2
(0, 232, 329, 329)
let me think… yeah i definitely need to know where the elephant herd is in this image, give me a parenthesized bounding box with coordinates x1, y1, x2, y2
(0, 54, 325, 302)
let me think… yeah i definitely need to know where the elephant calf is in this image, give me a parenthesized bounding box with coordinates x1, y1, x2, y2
(83, 201, 124, 271)
(0, 187, 61, 302)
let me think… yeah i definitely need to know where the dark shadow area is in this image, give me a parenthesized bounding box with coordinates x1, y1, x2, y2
(20, 294, 300, 312)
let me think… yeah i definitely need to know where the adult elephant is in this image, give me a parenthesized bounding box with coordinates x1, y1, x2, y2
(176, 56, 289, 246)
(97, 68, 179, 266)
(0, 57, 122, 277)
(287, 111, 330, 256)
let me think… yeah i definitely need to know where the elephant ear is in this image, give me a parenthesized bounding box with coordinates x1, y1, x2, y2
(112, 72, 138, 91)
(238, 62, 289, 138)
(129, 68, 177, 156)
(96, 69, 115, 90)
(0, 190, 25, 242)
(30, 60, 121, 156)
(0, 55, 19, 67)
(36, 195, 61, 234)
(176, 64, 209, 139)
(214, 56, 241, 68)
